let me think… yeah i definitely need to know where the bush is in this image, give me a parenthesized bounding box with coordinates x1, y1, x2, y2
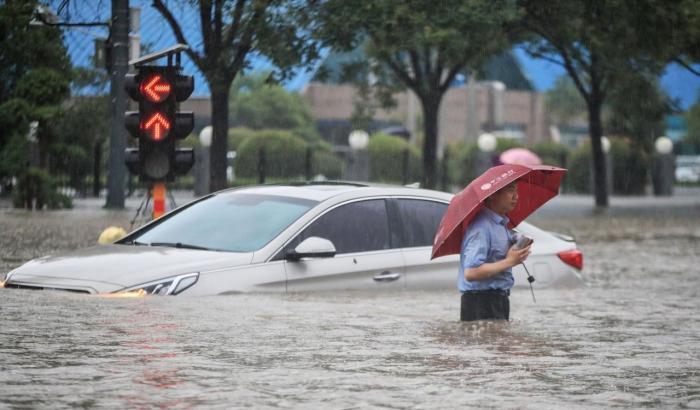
(448, 138, 523, 188)
(234, 129, 308, 179)
(530, 141, 568, 167)
(309, 141, 343, 179)
(228, 127, 257, 150)
(565, 138, 649, 195)
(13, 167, 72, 209)
(567, 143, 591, 193)
(368, 133, 422, 183)
(610, 138, 648, 195)
(449, 141, 480, 188)
(495, 138, 524, 152)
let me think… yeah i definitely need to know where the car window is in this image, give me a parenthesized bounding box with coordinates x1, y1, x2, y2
(131, 193, 317, 252)
(282, 199, 391, 256)
(395, 199, 447, 247)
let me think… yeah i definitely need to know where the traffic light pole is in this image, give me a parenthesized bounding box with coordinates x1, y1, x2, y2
(106, 0, 129, 209)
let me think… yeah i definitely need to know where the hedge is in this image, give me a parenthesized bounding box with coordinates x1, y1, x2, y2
(235, 129, 307, 179)
(234, 129, 343, 181)
(566, 138, 649, 195)
(368, 133, 422, 183)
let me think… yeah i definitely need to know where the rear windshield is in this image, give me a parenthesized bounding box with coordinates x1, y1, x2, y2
(130, 193, 318, 252)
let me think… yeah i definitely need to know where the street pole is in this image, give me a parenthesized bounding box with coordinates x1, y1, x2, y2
(105, 0, 129, 208)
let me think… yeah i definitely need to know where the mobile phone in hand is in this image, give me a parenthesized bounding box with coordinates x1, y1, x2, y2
(514, 235, 533, 249)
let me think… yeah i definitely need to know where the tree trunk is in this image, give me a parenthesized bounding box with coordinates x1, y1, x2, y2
(209, 86, 230, 193)
(588, 94, 609, 207)
(421, 96, 441, 189)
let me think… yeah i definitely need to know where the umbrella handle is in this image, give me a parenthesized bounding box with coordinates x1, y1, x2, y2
(521, 262, 536, 304)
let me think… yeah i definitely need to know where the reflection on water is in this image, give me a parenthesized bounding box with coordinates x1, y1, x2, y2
(1, 215, 699, 408)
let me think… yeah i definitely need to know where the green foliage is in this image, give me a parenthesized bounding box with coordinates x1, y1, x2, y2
(312, 0, 521, 188)
(309, 142, 344, 180)
(0, 0, 71, 102)
(234, 129, 343, 180)
(231, 86, 316, 133)
(0, 3, 73, 204)
(13, 68, 70, 107)
(495, 138, 524, 152)
(545, 76, 586, 125)
(0, 98, 31, 159)
(12, 167, 72, 210)
(563, 139, 649, 195)
(234, 130, 306, 179)
(609, 138, 649, 195)
(530, 141, 569, 168)
(49, 143, 91, 191)
(605, 74, 670, 153)
(521, 0, 688, 203)
(0, 133, 30, 178)
(567, 143, 591, 194)
(153, 1, 320, 190)
(368, 133, 422, 183)
(448, 141, 480, 187)
(228, 127, 257, 150)
(229, 72, 319, 141)
(685, 93, 700, 147)
(448, 138, 524, 187)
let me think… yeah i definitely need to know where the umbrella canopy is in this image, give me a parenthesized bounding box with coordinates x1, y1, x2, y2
(499, 148, 542, 166)
(431, 164, 566, 260)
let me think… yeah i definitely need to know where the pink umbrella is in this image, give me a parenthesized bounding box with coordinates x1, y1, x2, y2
(499, 148, 542, 166)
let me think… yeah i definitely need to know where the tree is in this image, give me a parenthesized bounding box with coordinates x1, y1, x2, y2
(668, 0, 700, 76)
(0, 1, 70, 102)
(229, 72, 317, 137)
(685, 93, 700, 148)
(605, 73, 671, 153)
(0, 0, 70, 172)
(312, 0, 520, 189)
(545, 76, 586, 126)
(153, 0, 318, 192)
(520, 0, 689, 207)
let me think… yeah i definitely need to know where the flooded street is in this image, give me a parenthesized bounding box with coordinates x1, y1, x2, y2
(1, 193, 699, 408)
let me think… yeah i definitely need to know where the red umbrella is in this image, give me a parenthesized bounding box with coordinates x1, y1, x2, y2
(431, 164, 566, 260)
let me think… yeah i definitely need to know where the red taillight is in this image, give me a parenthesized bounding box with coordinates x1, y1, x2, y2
(558, 249, 583, 270)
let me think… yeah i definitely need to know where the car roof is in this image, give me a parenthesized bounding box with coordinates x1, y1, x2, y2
(215, 182, 453, 203)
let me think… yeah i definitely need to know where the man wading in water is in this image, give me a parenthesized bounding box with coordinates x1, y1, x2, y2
(458, 181, 531, 321)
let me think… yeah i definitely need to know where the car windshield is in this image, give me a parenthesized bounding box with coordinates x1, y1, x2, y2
(130, 193, 318, 252)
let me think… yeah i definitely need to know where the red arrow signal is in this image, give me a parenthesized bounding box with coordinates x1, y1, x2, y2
(140, 74, 172, 103)
(141, 112, 172, 141)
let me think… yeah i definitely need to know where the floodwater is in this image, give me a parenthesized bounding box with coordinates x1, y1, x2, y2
(1, 195, 699, 409)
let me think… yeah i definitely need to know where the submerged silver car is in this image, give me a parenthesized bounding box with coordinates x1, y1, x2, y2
(2, 183, 583, 296)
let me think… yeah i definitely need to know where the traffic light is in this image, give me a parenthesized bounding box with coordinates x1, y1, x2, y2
(124, 66, 195, 181)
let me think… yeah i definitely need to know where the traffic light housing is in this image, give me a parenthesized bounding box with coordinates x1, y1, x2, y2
(124, 66, 195, 181)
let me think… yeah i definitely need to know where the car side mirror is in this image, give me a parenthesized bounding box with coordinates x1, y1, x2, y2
(286, 237, 336, 262)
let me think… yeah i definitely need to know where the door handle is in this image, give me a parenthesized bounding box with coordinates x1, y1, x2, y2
(373, 271, 401, 282)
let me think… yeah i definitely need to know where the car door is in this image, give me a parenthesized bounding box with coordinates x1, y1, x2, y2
(390, 198, 459, 290)
(279, 199, 406, 292)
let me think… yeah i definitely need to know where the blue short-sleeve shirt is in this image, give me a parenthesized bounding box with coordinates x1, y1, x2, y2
(458, 207, 515, 292)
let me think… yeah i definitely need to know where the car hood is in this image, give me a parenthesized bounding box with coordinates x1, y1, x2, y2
(7, 244, 254, 293)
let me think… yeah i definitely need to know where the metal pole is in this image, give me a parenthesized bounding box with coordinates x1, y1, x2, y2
(305, 147, 313, 181)
(105, 0, 129, 208)
(258, 146, 266, 184)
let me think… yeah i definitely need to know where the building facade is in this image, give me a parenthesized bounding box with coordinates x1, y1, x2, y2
(300, 81, 551, 150)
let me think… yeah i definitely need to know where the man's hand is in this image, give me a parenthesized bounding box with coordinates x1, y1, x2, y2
(505, 244, 531, 268)
(464, 243, 532, 281)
